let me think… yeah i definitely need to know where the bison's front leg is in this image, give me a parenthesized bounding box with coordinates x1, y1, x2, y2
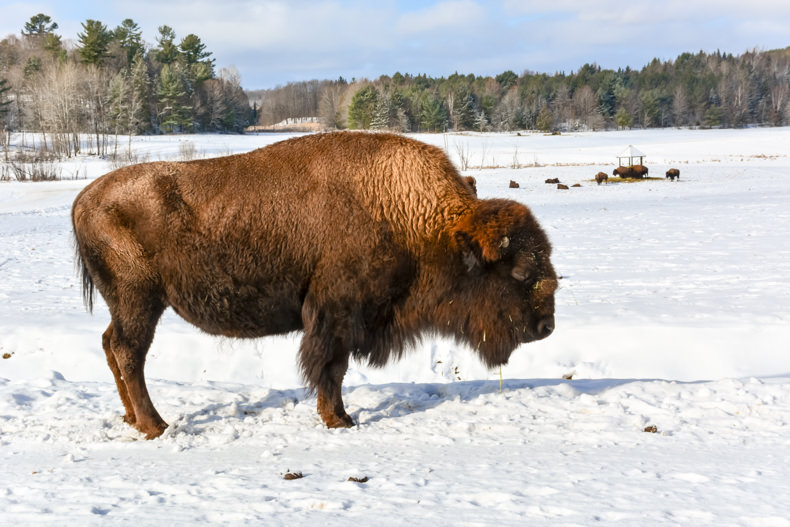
(316, 349, 355, 428)
(298, 306, 355, 428)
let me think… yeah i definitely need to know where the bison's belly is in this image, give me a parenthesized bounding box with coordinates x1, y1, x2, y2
(166, 281, 305, 338)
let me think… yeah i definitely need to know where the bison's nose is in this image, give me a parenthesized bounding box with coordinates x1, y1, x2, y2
(536, 316, 555, 339)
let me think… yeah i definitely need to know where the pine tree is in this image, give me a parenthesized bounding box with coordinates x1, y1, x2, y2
(536, 105, 553, 132)
(420, 96, 447, 132)
(370, 92, 392, 130)
(77, 19, 112, 65)
(474, 109, 488, 132)
(154, 26, 180, 65)
(157, 64, 191, 133)
(108, 72, 130, 136)
(0, 78, 11, 117)
(113, 19, 143, 67)
(615, 107, 633, 129)
(22, 14, 58, 39)
(347, 85, 378, 129)
(130, 51, 152, 133)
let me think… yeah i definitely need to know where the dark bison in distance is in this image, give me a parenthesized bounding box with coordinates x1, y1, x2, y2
(613, 165, 648, 178)
(72, 132, 558, 439)
(595, 172, 608, 185)
(666, 168, 680, 181)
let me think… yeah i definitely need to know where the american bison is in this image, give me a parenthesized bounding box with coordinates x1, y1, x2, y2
(595, 172, 608, 185)
(509, 180, 520, 188)
(545, 178, 560, 184)
(666, 168, 680, 181)
(557, 184, 569, 190)
(72, 132, 558, 439)
(613, 165, 649, 179)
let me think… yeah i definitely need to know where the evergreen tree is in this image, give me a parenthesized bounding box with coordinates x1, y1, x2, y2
(495, 70, 518, 90)
(22, 14, 58, 39)
(615, 107, 633, 129)
(113, 19, 143, 67)
(43, 33, 66, 61)
(420, 96, 447, 132)
(180, 34, 214, 83)
(347, 85, 378, 129)
(0, 78, 11, 118)
(536, 105, 553, 132)
(154, 26, 180, 65)
(108, 72, 130, 135)
(157, 63, 191, 133)
(370, 91, 392, 130)
(130, 51, 153, 133)
(77, 19, 112, 65)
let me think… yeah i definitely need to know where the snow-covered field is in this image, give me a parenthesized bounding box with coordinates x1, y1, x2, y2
(2, 128, 790, 525)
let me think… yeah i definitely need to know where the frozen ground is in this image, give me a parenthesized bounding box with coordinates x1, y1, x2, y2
(1, 127, 790, 525)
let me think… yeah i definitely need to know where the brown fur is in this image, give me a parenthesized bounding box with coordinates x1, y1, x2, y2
(72, 132, 557, 438)
(595, 172, 608, 185)
(509, 180, 519, 188)
(613, 165, 649, 178)
(545, 178, 560, 184)
(463, 176, 477, 195)
(557, 184, 569, 190)
(666, 168, 680, 181)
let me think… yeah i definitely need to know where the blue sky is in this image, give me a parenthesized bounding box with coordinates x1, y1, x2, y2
(2, 1, 789, 89)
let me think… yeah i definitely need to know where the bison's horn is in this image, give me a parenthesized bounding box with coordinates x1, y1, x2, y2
(511, 250, 531, 281)
(500, 236, 510, 248)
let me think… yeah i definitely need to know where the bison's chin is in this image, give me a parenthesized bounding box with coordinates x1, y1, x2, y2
(474, 314, 555, 367)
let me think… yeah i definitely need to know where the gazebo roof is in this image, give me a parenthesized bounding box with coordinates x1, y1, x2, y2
(618, 145, 646, 158)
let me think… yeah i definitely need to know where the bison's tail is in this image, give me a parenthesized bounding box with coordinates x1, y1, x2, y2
(73, 234, 95, 314)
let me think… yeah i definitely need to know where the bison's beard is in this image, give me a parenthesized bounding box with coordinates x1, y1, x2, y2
(463, 312, 555, 368)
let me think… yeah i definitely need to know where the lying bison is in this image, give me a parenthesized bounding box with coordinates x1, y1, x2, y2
(595, 172, 608, 185)
(613, 165, 649, 179)
(545, 178, 560, 184)
(666, 168, 680, 181)
(72, 132, 558, 439)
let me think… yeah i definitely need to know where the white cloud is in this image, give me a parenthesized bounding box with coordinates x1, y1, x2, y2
(396, 1, 487, 34)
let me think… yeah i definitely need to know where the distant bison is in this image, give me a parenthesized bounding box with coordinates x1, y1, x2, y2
(557, 184, 569, 190)
(509, 180, 520, 188)
(666, 168, 680, 181)
(595, 172, 608, 185)
(545, 178, 560, 184)
(613, 165, 649, 179)
(72, 132, 558, 439)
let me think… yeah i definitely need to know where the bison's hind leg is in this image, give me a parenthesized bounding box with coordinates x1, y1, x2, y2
(105, 296, 168, 439)
(103, 323, 136, 425)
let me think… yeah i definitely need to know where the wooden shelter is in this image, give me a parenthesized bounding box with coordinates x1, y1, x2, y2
(617, 145, 646, 167)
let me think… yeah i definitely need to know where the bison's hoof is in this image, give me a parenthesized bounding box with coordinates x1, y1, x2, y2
(324, 413, 355, 429)
(139, 421, 168, 440)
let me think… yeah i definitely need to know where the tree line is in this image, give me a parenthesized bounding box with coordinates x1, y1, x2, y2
(249, 47, 790, 133)
(0, 14, 252, 158)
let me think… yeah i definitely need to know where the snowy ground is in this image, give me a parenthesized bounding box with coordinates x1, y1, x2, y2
(2, 128, 790, 525)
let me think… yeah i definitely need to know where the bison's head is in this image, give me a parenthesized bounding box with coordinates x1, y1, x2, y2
(442, 199, 557, 367)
